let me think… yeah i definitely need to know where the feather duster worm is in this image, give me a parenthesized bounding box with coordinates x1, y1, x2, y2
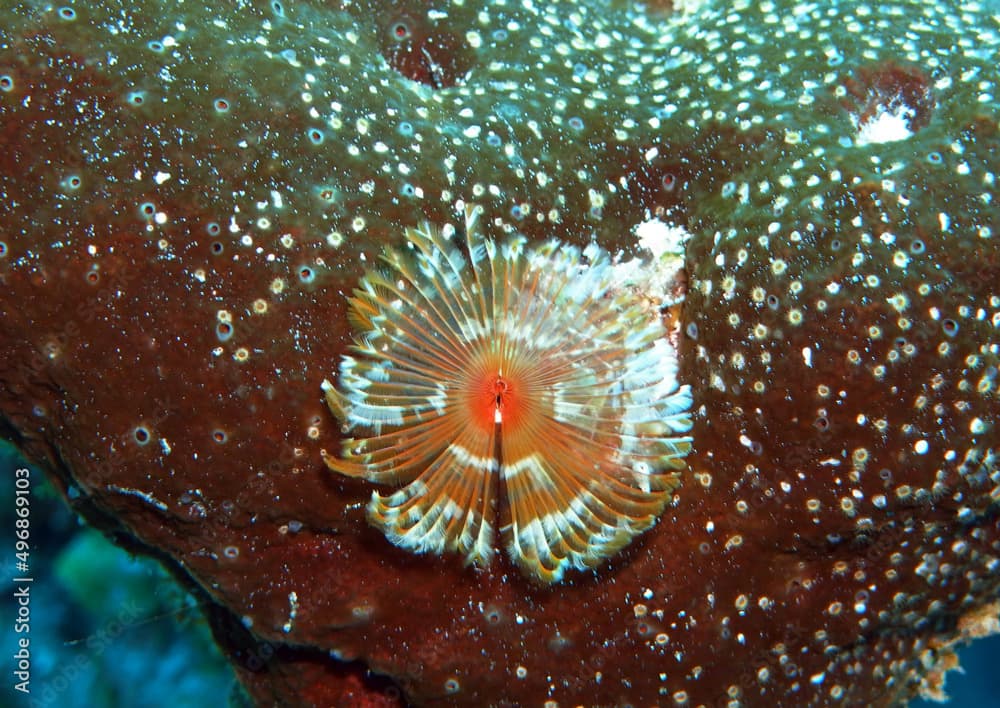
(323, 207, 693, 583)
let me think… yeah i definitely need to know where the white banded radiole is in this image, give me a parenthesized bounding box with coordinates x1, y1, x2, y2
(323, 205, 692, 583)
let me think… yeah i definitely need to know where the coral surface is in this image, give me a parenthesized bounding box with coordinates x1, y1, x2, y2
(1, 0, 998, 705)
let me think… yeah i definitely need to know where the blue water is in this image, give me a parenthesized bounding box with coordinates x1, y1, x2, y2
(1, 442, 236, 707)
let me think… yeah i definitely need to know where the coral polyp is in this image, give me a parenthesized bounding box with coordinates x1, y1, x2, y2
(323, 207, 693, 583)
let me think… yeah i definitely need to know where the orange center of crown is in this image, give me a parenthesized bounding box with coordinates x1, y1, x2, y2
(491, 376, 510, 421)
(465, 367, 524, 434)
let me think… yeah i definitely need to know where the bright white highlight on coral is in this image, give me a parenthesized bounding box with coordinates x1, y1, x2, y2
(855, 104, 915, 145)
(634, 217, 690, 260)
(322, 205, 693, 583)
(626, 217, 691, 307)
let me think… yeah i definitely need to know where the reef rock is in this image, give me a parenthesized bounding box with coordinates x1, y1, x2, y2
(1, 0, 998, 705)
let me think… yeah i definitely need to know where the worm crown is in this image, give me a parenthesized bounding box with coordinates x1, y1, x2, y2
(323, 206, 693, 583)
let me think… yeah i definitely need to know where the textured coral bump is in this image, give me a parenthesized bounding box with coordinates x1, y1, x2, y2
(322, 207, 693, 583)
